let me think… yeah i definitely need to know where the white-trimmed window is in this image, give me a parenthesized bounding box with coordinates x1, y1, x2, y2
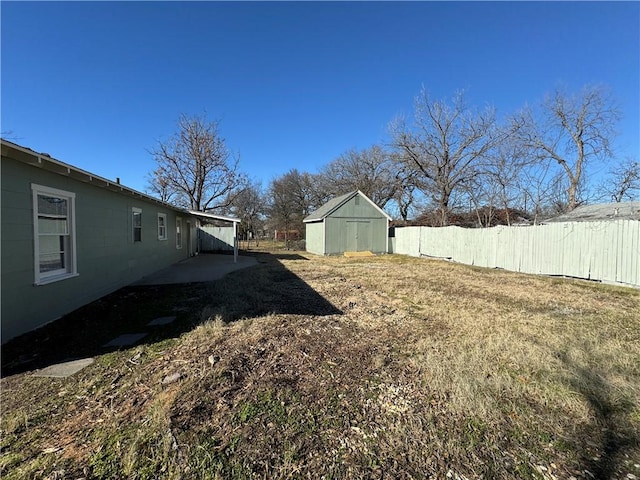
(176, 217, 183, 249)
(32, 184, 77, 285)
(132, 207, 142, 242)
(158, 213, 167, 240)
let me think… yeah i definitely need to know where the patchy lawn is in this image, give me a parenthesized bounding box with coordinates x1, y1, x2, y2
(1, 250, 639, 479)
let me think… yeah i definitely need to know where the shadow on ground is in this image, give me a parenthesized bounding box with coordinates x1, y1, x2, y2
(1, 251, 341, 378)
(523, 333, 640, 478)
(267, 253, 309, 261)
(554, 350, 639, 480)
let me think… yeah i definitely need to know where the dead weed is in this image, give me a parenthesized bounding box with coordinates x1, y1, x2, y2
(1, 250, 638, 479)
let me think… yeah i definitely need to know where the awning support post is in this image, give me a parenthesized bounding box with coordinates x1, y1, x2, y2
(233, 221, 238, 263)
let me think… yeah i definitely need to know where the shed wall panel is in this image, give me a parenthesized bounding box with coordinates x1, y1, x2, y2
(304, 221, 325, 255)
(324, 217, 345, 255)
(371, 218, 389, 254)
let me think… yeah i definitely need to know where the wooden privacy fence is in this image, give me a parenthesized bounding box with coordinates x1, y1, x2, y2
(389, 220, 640, 287)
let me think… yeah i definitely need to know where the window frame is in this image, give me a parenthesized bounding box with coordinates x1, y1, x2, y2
(158, 213, 167, 241)
(132, 207, 142, 242)
(176, 216, 183, 249)
(31, 184, 78, 285)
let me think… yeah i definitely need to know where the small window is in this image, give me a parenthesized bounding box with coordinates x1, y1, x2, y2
(176, 217, 183, 249)
(132, 207, 142, 242)
(32, 184, 78, 284)
(158, 213, 167, 240)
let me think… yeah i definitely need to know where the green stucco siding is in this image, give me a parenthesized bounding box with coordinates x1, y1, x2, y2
(1, 156, 192, 342)
(305, 221, 325, 255)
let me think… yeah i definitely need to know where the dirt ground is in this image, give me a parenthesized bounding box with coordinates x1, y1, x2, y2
(1, 250, 639, 479)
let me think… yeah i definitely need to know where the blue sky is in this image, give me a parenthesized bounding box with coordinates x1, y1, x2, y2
(2, 1, 639, 195)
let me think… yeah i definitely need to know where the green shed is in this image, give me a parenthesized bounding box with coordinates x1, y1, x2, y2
(304, 190, 391, 256)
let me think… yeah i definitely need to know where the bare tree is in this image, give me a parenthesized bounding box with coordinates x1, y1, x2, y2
(393, 183, 418, 223)
(483, 130, 534, 225)
(459, 174, 497, 227)
(318, 145, 398, 208)
(149, 114, 247, 211)
(306, 175, 334, 211)
(146, 167, 177, 203)
(229, 181, 265, 247)
(267, 169, 317, 247)
(390, 88, 499, 226)
(515, 84, 620, 211)
(1, 130, 19, 141)
(520, 161, 566, 224)
(599, 157, 640, 202)
(268, 178, 295, 245)
(387, 153, 420, 222)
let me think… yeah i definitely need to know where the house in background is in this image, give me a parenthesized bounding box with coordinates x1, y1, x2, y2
(542, 201, 640, 223)
(304, 190, 391, 256)
(1, 139, 238, 342)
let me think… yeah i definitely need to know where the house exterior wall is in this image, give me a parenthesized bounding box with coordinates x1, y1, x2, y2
(305, 221, 325, 255)
(323, 195, 388, 255)
(1, 156, 192, 342)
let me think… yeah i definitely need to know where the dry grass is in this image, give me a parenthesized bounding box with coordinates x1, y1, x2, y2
(1, 250, 638, 479)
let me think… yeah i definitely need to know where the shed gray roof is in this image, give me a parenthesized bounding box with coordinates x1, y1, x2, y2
(543, 201, 640, 223)
(304, 190, 392, 222)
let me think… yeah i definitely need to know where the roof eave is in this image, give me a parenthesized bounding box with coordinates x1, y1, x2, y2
(303, 190, 358, 222)
(1, 139, 187, 212)
(304, 190, 392, 222)
(187, 210, 241, 223)
(355, 190, 393, 220)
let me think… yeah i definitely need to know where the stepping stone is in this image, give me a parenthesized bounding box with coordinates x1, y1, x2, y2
(103, 333, 147, 348)
(32, 358, 94, 378)
(147, 316, 176, 326)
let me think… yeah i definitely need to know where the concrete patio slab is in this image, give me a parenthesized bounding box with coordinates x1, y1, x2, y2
(132, 253, 258, 286)
(32, 358, 94, 378)
(103, 333, 148, 348)
(147, 316, 176, 326)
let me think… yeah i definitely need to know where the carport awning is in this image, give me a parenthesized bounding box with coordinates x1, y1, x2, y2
(188, 211, 241, 262)
(187, 211, 241, 223)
